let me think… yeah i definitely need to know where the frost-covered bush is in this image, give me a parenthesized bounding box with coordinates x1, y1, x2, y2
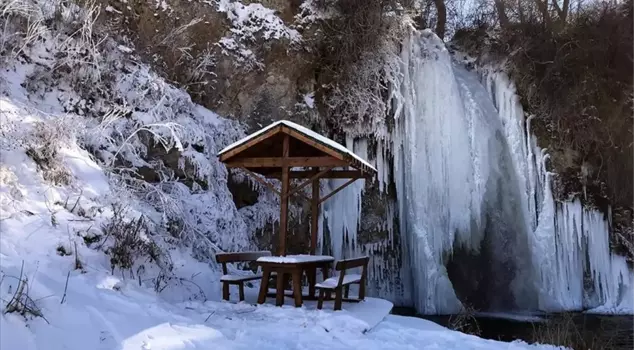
(101, 204, 171, 275)
(25, 120, 74, 185)
(0, 0, 48, 61)
(308, 0, 411, 135)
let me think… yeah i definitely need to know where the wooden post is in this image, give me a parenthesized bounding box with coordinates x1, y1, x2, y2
(310, 167, 320, 255)
(279, 134, 290, 256)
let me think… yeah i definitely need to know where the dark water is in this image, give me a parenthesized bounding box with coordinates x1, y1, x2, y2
(392, 307, 634, 350)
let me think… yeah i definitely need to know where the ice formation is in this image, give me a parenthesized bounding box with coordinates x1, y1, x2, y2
(318, 28, 633, 314)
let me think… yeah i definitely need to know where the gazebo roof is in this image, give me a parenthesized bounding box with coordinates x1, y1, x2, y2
(218, 120, 377, 256)
(218, 120, 377, 177)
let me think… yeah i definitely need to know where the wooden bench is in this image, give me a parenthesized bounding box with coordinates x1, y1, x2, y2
(315, 256, 369, 311)
(216, 251, 273, 302)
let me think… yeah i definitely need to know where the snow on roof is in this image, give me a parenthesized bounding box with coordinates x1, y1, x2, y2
(218, 120, 377, 172)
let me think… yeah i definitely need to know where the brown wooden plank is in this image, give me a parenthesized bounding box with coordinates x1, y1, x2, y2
(275, 270, 285, 306)
(269, 170, 369, 179)
(257, 266, 270, 304)
(238, 283, 245, 301)
(310, 168, 320, 255)
(281, 126, 347, 162)
(317, 177, 360, 205)
(335, 256, 370, 270)
(222, 282, 229, 301)
(292, 268, 303, 307)
(226, 157, 348, 168)
(218, 126, 283, 161)
(284, 167, 332, 200)
(279, 134, 290, 257)
(215, 251, 271, 263)
(239, 167, 281, 196)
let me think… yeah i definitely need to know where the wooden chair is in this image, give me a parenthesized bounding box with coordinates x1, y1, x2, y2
(216, 251, 273, 302)
(314, 256, 369, 311)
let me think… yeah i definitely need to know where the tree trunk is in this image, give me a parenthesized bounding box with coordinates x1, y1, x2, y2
(495, 0, 510, 28)
(434, 0, 447, 40)
(535, 0, 552, 28)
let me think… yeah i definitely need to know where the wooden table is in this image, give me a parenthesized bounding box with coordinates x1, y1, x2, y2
(256, 255, 334, 307)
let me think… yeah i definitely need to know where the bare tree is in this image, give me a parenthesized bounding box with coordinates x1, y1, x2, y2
(552, 0, 571, 24)
(494, 0, 510, 27)
(534, 0, 552, 27)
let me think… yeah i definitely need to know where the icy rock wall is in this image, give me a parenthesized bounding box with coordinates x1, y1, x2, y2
(318, 28, 633, 314)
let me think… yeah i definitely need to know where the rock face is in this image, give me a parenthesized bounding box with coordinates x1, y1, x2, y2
(97, 0, 318, 129)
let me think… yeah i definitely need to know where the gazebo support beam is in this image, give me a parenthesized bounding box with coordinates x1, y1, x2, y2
(240, 167, 281, 196)
(269, 170, 369, 179)
(284, 167, 333, 200)
(226, 157, 348, 168)
(279, 134, 290, 256)
(318, 177, 360, 205)
(310, 167, 320, 255)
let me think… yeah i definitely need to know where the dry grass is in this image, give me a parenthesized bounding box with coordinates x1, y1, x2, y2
(531, 313, 630, 350)
(25, 121, 73, 186)
(448, 304, 482, 336)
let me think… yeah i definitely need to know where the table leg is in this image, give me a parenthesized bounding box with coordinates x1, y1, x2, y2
(257, 266, 270, 304)
(322, 263, 330, 280)
(307, 266, 316, 299)
(322, 263, 332, 300)
(292, 267, 303, 307)
(276, 269, 285, 306)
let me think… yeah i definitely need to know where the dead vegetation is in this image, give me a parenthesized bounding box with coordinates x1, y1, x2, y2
(101, 204, 168, 275)
(311, 0, 411, 132)
(447, 304, 482, 336)
(531, 313, 632, 350)
(25, 121, 73, 186)
(453, 0, 633, 260)
(2, 262, 48, 323)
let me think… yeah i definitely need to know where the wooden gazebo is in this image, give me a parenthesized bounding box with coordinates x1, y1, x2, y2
(218, 120, 377, 256)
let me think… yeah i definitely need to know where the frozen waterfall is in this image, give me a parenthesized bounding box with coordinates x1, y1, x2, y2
(318, 28, 633, 315)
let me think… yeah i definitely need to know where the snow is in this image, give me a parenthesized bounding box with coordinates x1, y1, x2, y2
(303, 92, 315, 109)
(117, 45, 134, 53)
(315, 274, 362, 289)
(214, 0, 300, 42)
(218, 120, 377, 172)
(257, 254, 335, 264)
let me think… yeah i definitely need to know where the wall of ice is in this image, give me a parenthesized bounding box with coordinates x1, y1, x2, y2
(317, 28, 633, 315)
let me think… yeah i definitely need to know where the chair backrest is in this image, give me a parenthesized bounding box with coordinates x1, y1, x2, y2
(335, 256, 369, 271)
(215, 251, 271, 264)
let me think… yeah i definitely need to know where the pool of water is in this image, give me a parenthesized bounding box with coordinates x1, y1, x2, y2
(391, 307, 633, 349)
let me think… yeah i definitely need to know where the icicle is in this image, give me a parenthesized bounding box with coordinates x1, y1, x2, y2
(318, 27, 633, 315)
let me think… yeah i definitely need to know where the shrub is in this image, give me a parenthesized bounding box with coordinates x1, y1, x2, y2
(2, 262, 47, 322)
(25, 121, 73, 186)
(531, 313, 624, 350)
(448, 304, 481, 336)
(310, 0, 412, 133)
(101, 204, 165, 274)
